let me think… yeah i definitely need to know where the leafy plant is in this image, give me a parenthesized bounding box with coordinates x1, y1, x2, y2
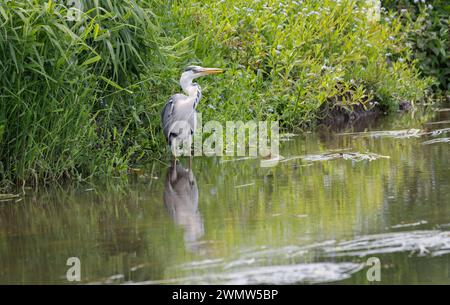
(383, 0, 450, 92)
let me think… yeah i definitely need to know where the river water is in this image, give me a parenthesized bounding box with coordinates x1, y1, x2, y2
(0, 107, 449, 284)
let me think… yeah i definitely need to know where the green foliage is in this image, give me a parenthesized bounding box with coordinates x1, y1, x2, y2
(164, 0, 431, 126)
(0, 0, 434, 188)
(383, 0, 450, 91)
(0, 0, 162, 186)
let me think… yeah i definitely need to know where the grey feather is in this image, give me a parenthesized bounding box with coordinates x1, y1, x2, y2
(161, 94, 198, 145)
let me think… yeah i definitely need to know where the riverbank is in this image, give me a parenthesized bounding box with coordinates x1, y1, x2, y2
(0, 0, 441, 190)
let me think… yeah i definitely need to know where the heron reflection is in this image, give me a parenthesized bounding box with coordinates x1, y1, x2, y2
(163, 160, 204, 252)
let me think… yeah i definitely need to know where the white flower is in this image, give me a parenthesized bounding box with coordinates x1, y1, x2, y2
(365, 0, 381, 22)
(321, 65, 332, 71)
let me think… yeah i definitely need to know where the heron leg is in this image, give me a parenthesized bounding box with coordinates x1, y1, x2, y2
(170, 143, 177, 158)
(188, 156, 195, 184)
(170, 158, 177, 182)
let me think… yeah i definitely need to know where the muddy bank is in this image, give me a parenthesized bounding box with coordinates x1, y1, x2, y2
(318, 101, 412, 131)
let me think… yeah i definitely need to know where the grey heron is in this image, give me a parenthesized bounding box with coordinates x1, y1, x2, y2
(161, 65, 223, 157)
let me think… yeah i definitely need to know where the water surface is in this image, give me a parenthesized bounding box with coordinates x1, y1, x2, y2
(0, 107, 449, 284)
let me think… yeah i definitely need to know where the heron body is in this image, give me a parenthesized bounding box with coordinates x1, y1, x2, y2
(161, 66, 223, 156)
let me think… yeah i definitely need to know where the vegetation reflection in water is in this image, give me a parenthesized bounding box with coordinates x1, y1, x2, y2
(0, 108, 449, 284)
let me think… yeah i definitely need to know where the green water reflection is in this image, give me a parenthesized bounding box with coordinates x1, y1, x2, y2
(0, 108, 449, 284)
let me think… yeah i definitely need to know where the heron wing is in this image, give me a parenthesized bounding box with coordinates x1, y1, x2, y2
(161, 96, 174, 124)
(161, 94, 196, 140)
(161, 95, 177, 140)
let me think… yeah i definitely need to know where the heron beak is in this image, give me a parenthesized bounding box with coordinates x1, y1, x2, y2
(199, 67, 224, 75)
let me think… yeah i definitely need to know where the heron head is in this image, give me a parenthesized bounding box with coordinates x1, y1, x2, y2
(181, 65, 224, 81)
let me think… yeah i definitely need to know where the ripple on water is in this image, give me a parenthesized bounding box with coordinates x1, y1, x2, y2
(421, 137, 450, 145)
(299, 151, 389, 162)
(139, 230, 450, 285)
(323, 230, 450, 257)
(337, 129, 423, 139)
(133, 262, 363, 285)
(337, 126, 450, 146)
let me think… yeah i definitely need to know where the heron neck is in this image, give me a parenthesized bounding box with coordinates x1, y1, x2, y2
(181, 79, 202, 107)
(181, 79, 199, 97)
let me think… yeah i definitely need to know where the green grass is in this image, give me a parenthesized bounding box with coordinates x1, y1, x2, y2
(0, 0, 163, 188)
(0, 0, 435, 189)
